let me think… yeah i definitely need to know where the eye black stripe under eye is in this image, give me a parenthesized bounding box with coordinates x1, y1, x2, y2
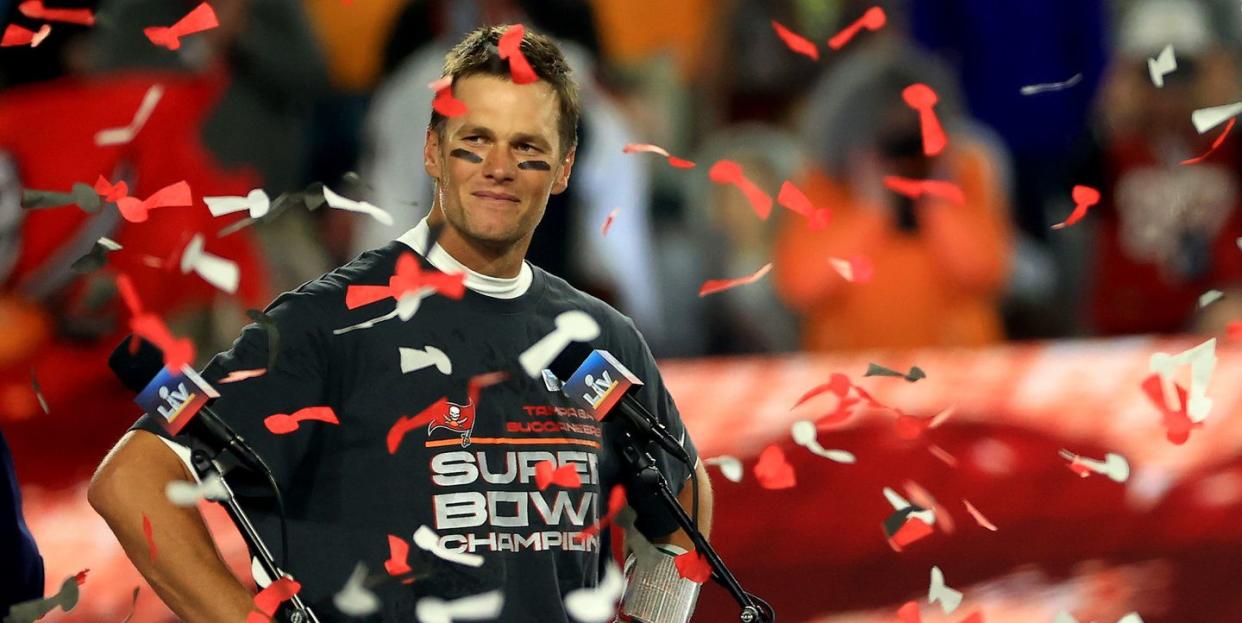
(449, 148, 483, 163)
(517, 160, 551, 171)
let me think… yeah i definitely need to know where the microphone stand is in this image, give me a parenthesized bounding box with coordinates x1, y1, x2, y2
(189, 449, 320, 623)
(618, 431, 775, 623)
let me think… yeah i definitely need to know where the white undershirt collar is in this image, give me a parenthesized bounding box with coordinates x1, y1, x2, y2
(395, 218, 533, 299)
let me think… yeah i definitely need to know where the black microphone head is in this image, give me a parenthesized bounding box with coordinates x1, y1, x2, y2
(108, 335, 167, 393)
(548, 340, 596, 383)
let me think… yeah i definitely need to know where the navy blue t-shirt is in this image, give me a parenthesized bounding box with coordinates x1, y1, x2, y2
(132, 241, 698, 621)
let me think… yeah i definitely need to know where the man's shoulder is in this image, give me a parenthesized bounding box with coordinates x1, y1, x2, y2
(265, 242, 406, 320)
(533, 265, 642, 340)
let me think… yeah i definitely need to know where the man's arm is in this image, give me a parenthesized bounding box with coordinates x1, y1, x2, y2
(651, 460, 713, 551)
(87, 430, 254, 623)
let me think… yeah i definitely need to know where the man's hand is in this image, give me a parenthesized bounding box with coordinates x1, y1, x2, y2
(88, 430, 255, 623)
(652, 459, 713, 552)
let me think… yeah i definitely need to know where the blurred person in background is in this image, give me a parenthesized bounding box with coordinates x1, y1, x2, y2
(1073, 0, 1242, 337)
(774, 37, 1013, 351)
(0, 0, 272, 489)
(90, 0, 336, 292)
(360, 0, 668, 350)
(908, 0, 1109, 339)
(663, 124, 803, 356)
(1, 426, 42, 619)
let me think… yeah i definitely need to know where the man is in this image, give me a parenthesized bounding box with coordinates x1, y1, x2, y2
(88, 26, 710, 622)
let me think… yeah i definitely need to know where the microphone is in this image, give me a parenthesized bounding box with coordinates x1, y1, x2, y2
(549, 342, 691, 465)
(108, 335, 272, 477)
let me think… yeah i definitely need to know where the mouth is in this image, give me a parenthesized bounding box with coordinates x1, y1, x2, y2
(472, 191, 520, 203)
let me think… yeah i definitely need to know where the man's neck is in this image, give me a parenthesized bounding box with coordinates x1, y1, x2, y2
(426, 210, 528, 279)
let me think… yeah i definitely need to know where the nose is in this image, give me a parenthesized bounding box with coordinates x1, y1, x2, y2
(482, 145, 517, 184)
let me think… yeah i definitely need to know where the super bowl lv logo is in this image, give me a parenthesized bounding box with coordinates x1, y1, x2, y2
(427, 399, 476, 446)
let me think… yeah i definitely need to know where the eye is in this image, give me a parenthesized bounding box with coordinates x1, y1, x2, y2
(463, 136, 485, 144)
(516, 143, 539, 153)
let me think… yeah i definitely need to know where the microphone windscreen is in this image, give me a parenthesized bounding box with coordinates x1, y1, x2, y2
(548, 340, 595, 382)
(107, 335, 167, 393)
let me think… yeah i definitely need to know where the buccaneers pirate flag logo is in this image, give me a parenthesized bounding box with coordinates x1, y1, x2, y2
(427, 399, 476, 446)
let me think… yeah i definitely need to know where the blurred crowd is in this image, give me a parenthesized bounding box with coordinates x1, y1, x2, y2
(1, 0, 1242, 482)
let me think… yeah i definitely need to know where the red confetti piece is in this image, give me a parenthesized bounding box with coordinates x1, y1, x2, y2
(1140, 373, 1199, 445)
(534, 460, 583, 490)
(1050, 184, 1101, 230)
(1227, 321, 1242, 342)
(384, 534, 412, 576)
(264, 406, 339, 435)
(894, 414, 932, 440)
(753, 444, 796, 489)
(497, 24, 538, 85)
(142, 513, 157, 563)
(622, 143, 695, 169)
(387, 397, 449, 454)
(346, 252, 466, 310)
(218, 369, 267, 383)
(888, 517, 933, 550)
(708, 159, 773, 219)
(777, 181, 831, 229)
(144, 2, 218, 50)
(897, 601, 922, 623)
(699, 262, 773, 297)
(827, 6, 886, 50)
(957, 611, 983, 623)
(600, 208, 619, 236)
(252, 576, 301, 619)
(962, 499, 998, 531)
(1, 23, 50, 47)
(1181, 117, 1236, 165)
(428, 76, 468, 118)
(673, 550, 712, 584)
(902, 83, 947, 156)
(73, 569, 90, 586)
(793, 373, 852, 409)
(116, 273, 196, 370)
(18, 0, 95, 25)
(770, 20, 819, 60)
(95, 176, 192, 223)
(828, 255, 874, 283)
(883, 175, 966, 205)
(575, 484, 626, 542)
(468, 371, 507, 407)
(928, 444, 959, 467)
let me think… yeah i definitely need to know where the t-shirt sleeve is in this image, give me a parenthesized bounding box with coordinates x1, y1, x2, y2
(614, 321, 700, 540)
(128, 290, 332, 492)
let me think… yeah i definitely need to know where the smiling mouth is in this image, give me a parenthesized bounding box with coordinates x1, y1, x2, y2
(472, 191, 520, 203)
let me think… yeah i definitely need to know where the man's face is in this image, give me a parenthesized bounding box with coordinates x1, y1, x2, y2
(424, 74, 575, 250)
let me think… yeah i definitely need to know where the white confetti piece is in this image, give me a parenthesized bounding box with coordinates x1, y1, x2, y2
(413, 525, 484, 568)
(564, 562, 624, 623)
(399, 345, 452, 375)
(518, 310, 600, 378)
(1148, 44, 1176, 87)
(704, 456, 743, 482)
(1150, 338, 1216, 423)
(333, 563, 380, 617)
(95, 84, 163, 146)
(322, 184, 394, 225)
(1019, 72, 1083, 95)
(928, 566, 962, 615)
(1191, 101, 1242, 134)
(790, 420, 855, 463)
(1199, 289, 1224, 308)
(164, 472, 229, 507)
(179, 234, 239, 294)
(1060, 449, 1131, 483)
(205, 188, 270, 219)
(884, 487, 934, 525)
(98, 237, 123, 251)
(416, 590, 503, 623)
